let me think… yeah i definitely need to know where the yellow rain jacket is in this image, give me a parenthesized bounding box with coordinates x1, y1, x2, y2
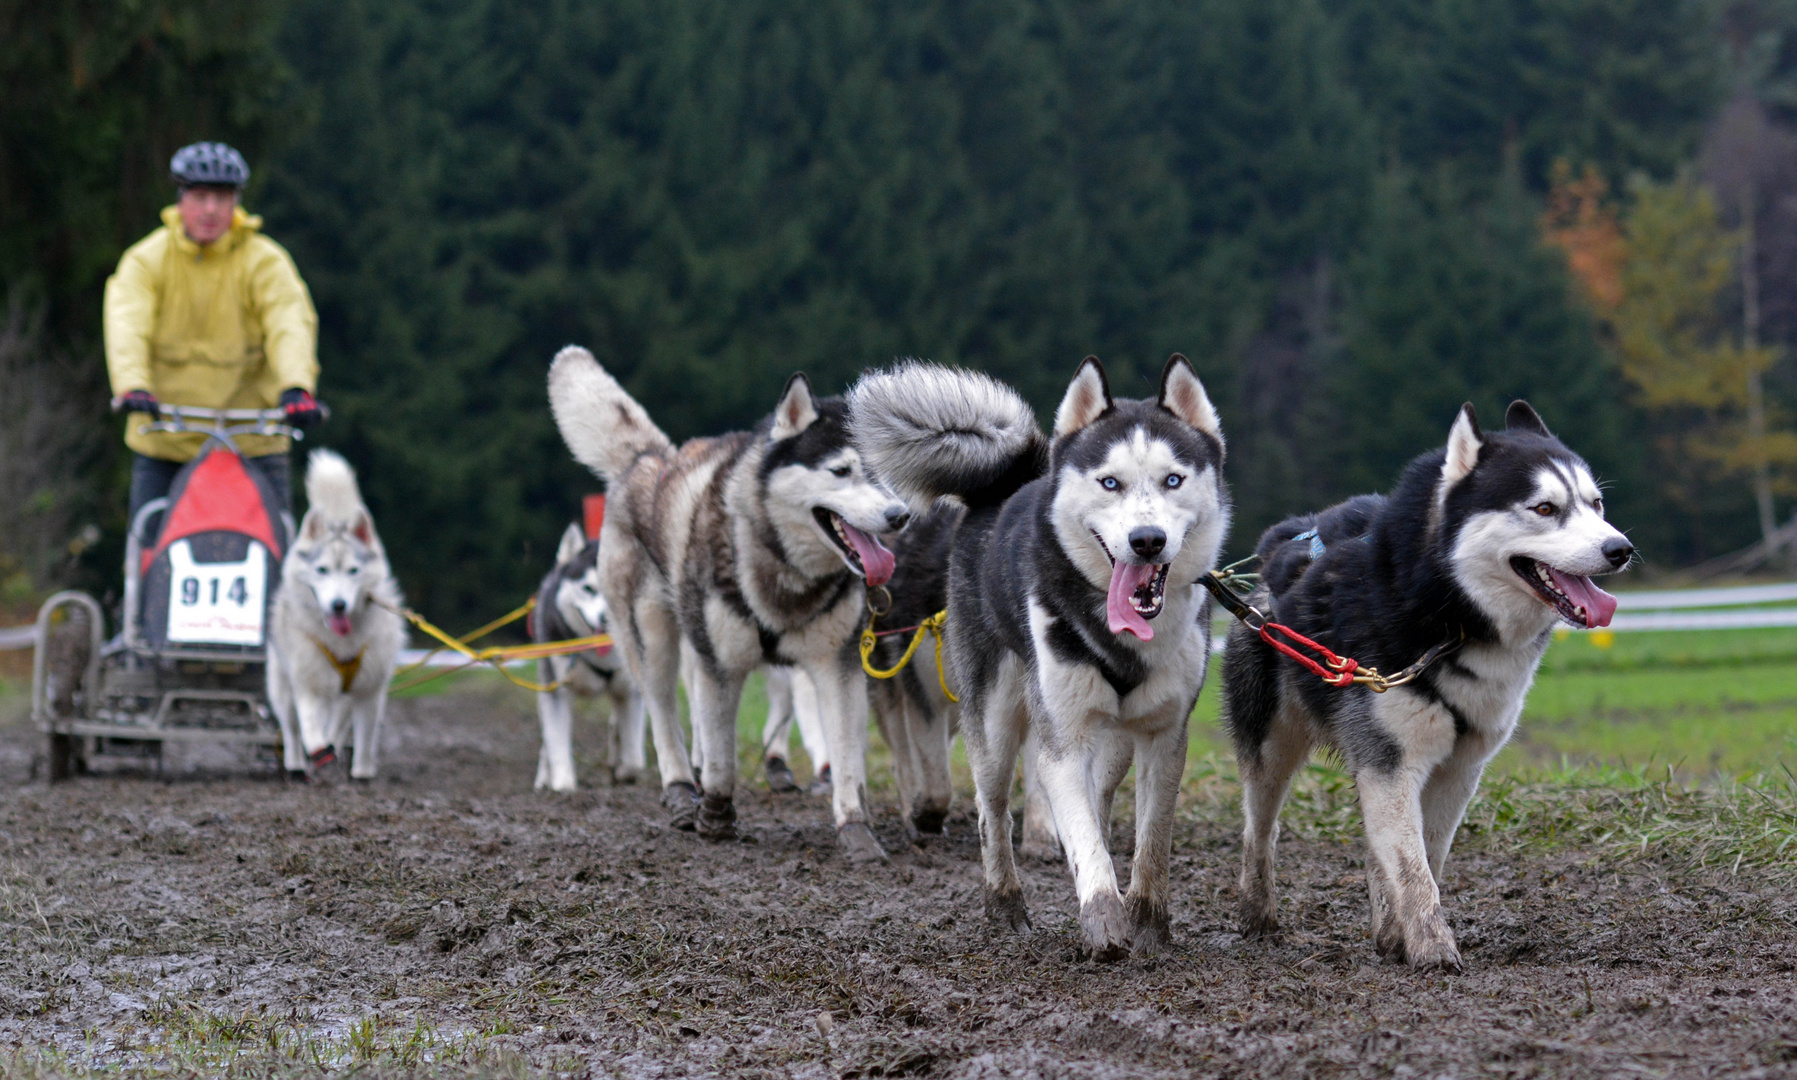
(104, 205, 320, 461)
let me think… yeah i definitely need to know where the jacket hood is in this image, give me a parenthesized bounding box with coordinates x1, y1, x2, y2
(160, 204, 265, 256)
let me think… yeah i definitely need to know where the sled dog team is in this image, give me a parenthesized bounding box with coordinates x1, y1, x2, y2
(543, 346, 1632, 969)
(273, 343, 1634, 970)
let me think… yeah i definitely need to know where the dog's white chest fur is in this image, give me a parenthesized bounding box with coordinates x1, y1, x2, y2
(1434, 634, 1551, 741)
(1024, 590, 1208, 733)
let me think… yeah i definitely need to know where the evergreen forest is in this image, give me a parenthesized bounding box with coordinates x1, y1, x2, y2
(5, 0, 1796, 624)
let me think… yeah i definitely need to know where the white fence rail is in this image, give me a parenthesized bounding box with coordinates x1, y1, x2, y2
(1208, 580, 1797, 651)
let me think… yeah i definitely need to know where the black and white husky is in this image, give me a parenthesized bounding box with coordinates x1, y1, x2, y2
(1223, 401, 1633, 970)
(532, 522, 646, 791)
(852, 356, 1230, 959)
(548, 346, 911, 864)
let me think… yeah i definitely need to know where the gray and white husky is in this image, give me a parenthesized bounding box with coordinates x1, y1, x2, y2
(268, 450, 407, 780)
(532, 522, 647, 791)
(548, 346, 911, 864)
(1223, 401, 1632, 970)
(852, 355, 1230, 958)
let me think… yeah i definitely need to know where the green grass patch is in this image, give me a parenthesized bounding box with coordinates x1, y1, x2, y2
(1177, 751, 1797, 882)
(1538, 625, 1797, 673)
(1503, 628, 1797, 776)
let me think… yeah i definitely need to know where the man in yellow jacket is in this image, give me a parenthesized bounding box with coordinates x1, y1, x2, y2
(104, 142, 322, 525)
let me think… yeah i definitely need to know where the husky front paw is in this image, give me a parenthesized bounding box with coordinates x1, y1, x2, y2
(696, 792, 738, 840)
(764, 756, 800, 793)
(662, 781, 699, 831)
(1078, 892, 1130, 962)
(1402, 914, 1463, 972)
(1238, 890, 1280, 940)
(807, 763, 832, 797)
(837, 822, 888, 866)
(611, 765, 644, 786)
(1373, 908, 1405, 961)
(1126, 895, 1171, 957)
(983, 885, 1031, 933)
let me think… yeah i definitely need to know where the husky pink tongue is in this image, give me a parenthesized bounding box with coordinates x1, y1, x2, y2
(1546, 567, 1619, 629)
(329, 613, 354, 637)
(1107, 562, 1158, 640)
(839, 522, 897, 588)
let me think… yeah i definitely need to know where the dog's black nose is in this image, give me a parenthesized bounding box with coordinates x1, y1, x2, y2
(331, 598, 347, 614)
(885, 506, 911, 531)
(1601, 537, 1634, 568)
(1129, 526, 1166, 561)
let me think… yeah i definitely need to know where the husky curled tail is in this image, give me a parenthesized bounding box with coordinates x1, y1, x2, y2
(303, 448, 363, 522)
(547, 346, 674, 483)
(850, 362, 1047, 511)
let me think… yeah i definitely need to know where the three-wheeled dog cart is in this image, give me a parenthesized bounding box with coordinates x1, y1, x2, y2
(34, 406, 305, 779)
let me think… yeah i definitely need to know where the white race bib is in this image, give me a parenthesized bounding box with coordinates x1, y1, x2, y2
(166, 539, 268, 646)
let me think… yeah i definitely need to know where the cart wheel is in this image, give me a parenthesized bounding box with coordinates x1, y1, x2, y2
(48, 734, 80, 782)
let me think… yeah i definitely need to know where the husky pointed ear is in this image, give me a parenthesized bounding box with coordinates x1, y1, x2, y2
(1054, 356, 1112, 438)
(556, 522, 586, 565)
(1158, 353, 1222, 442)
(1443, 403, 1484, 487)
(351, 509, 378, 551)
(1505, 399, 1552, 437)
(297, 509, 326, 544)
(771, 373, 819, 440)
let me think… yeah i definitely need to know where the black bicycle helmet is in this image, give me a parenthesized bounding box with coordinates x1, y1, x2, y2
(169, 142, 250, 188)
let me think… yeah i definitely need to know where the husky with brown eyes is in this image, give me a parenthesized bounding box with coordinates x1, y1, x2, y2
(851, 354, 1229, 961)
(1222, 401, 1633, 971)
(549, 347, 913, 865)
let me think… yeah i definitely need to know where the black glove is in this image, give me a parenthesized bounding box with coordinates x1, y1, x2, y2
(279, 387, 323, 429)
(115, 389, 160, 418)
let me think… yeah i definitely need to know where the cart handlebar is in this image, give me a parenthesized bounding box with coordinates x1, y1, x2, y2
(123, 402, 331, 446)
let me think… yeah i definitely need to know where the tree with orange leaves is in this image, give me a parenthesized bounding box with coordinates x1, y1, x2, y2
(1545, 164, 1796, 546)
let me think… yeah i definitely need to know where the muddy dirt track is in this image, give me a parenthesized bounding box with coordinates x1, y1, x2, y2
(2, 681, 1796, 1078)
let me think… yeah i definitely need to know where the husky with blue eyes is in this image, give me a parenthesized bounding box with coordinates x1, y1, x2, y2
(1222, 401, 1633, 970)
(851, 355, 1230, 960)
(267, 449, 407, 780)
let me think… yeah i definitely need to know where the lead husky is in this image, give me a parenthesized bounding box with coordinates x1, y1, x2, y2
(268, 450, 407, 779)
(1223, 401, 1632, 970)
(548, 346, 910, 863)
(852, 355, 1229, 958)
